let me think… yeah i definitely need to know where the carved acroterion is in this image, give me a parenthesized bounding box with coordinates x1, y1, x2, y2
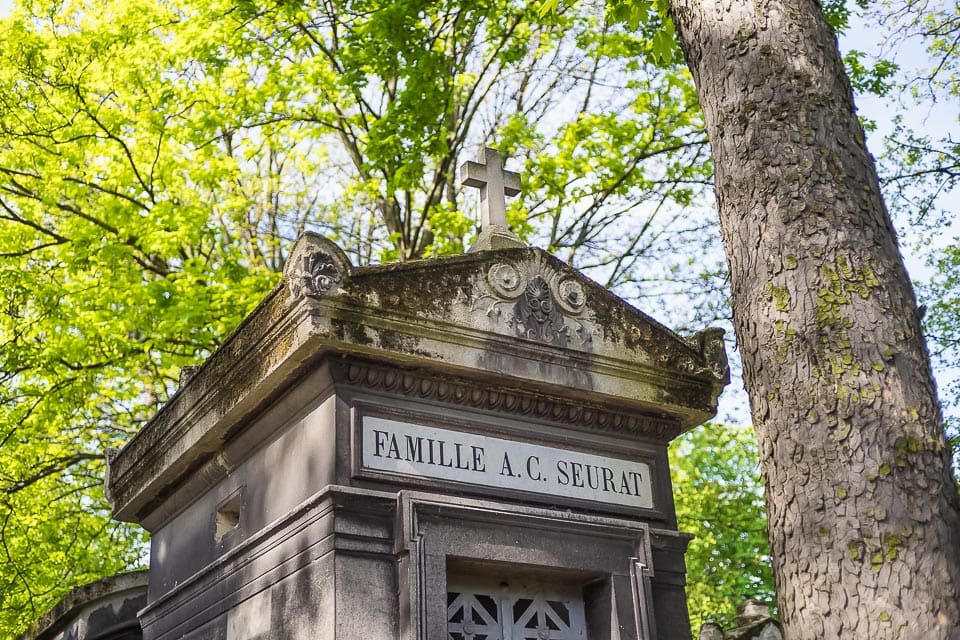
(283, 232, 353, 301)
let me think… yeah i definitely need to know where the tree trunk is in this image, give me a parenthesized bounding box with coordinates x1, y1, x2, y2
(666, 1, 960, 637)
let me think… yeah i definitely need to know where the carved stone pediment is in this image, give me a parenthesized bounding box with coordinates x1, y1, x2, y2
(275, 239, 728, 415)
(108, 232, 729, 528)
(684, 327, 731, 386)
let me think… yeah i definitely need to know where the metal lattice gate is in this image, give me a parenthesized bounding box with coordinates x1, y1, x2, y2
(447, 576, 588, 640)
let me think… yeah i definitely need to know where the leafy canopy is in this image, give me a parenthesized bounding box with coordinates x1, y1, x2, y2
(0, 0, 720, 633)
(8, 0, 939, 635)
(671, 424, 774, 630)
(854, 0, 960, 460)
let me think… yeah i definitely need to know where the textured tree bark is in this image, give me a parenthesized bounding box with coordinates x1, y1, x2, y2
(666, 1, 960, 637)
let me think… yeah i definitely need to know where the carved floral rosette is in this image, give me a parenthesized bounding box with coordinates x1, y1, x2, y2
(480, 258, 597, 349)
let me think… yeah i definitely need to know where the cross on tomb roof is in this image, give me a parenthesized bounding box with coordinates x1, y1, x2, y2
(460, 147, 521, 231)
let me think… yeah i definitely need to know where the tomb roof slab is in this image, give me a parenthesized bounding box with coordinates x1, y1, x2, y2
(106, 233, 727, 524)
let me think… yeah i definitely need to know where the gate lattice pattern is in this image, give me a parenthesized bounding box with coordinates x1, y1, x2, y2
(447, 579, 586, 640)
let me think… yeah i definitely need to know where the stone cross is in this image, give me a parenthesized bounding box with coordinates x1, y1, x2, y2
(460, 147, 521, 230)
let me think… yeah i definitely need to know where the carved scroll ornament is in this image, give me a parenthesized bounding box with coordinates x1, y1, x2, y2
(283, 232, 353, 301)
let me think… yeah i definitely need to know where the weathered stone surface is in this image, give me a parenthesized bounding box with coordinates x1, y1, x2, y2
(697, 600, 784, 640)
(725, 619, 784, 640)
(699, 622, 724, 640)
(106, 235, 727, 525)
(725, 600, 784, 640)
(18, 571, 147, 640)
(100, 233, 726, 640)
(283, 232, 353, 302)
(466, 224, 527, 251)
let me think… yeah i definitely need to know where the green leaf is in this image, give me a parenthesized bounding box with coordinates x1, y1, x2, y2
(671, 424, 775, 629)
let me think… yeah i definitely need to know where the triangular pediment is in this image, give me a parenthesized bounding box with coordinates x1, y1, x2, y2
(282, 233, 728, 412)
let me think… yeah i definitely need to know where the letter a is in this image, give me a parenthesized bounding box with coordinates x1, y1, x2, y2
(500, 453, 516, 477)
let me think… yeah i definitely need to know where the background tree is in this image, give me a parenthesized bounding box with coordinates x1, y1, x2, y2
(869, 0, 960, 220)
(670, 424, 774, 631)
(862, 0, 960, 462)
(0, 0, 722, 633)
(664, 0, 960, 636)
(4, 0, 957, 635)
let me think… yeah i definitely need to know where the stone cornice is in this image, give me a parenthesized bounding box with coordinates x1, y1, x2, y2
(331, 358, 680, 441)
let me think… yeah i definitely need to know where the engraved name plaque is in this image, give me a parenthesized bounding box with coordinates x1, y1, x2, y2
(361, 417, 653, 509)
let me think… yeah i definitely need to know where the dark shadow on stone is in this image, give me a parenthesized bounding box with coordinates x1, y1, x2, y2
(19, 571, 147, 640)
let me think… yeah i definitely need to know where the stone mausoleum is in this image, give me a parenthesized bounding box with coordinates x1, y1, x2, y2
(25, 149, 730, 640)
